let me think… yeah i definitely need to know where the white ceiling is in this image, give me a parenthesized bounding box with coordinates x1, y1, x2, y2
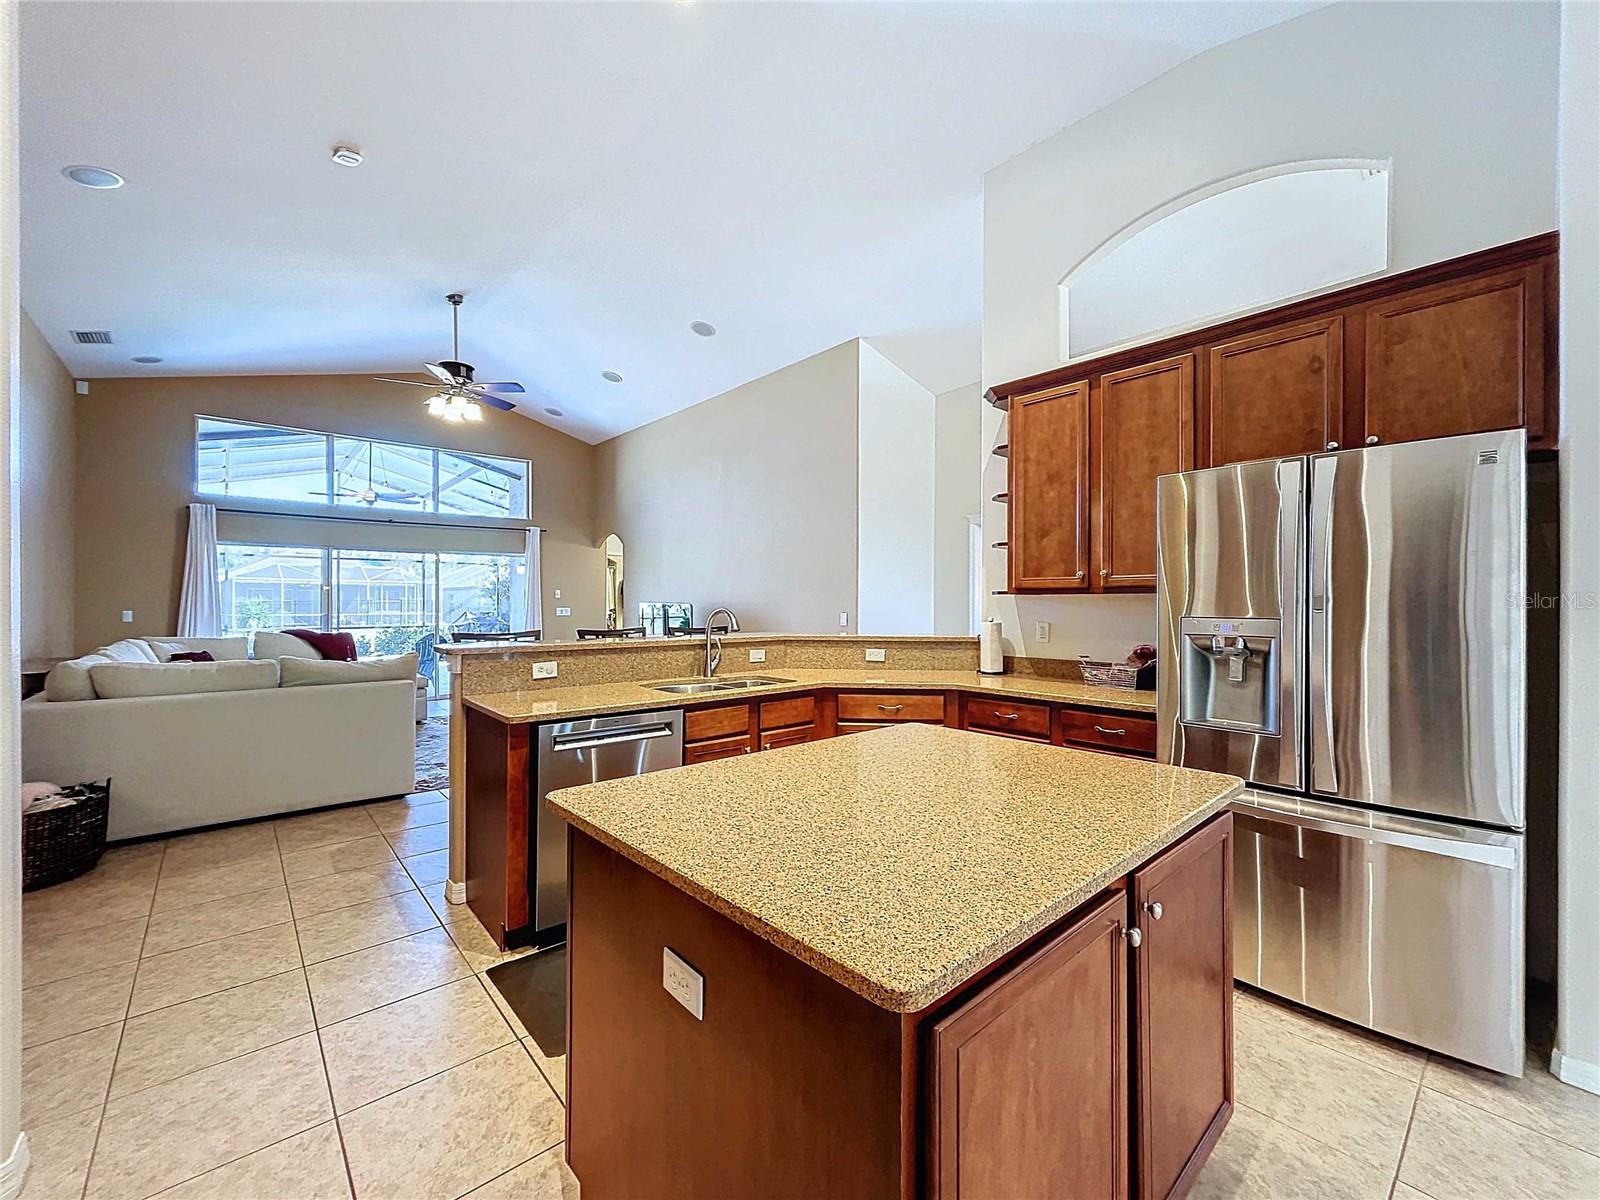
(20, 1, 1312, 443)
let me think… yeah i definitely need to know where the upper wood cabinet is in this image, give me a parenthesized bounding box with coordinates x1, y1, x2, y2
(1208, 317, 1344, 463)
(1009, 380, 1090, 591)
(1095, 354, 1193, 588)
(1131, 813, 1234, 1200)
(1362, 263, 1547, 446)
(930, 889, 1129, 1200)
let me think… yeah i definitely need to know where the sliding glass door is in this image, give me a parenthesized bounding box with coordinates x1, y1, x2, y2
(220, 542, 517, 699)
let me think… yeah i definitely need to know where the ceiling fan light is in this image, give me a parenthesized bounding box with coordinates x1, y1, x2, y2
(462, 401, 483, 422)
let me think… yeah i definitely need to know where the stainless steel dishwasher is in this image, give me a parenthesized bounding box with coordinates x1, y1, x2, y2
(533, 709, 684, 943)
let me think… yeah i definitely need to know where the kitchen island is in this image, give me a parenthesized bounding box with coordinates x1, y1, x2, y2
(547, 723, 1242, 1200)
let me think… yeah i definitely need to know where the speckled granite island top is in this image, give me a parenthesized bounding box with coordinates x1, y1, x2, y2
(547, 724, 1241, 1012)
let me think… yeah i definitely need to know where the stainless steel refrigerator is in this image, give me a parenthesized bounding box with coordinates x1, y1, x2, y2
(1156, 429, 1526, 1075)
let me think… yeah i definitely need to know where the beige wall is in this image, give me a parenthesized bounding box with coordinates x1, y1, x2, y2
(17, 309, 74, 657)
(73, 375, 605, 650)
(933, 383, 980, 636)
(595, 341, 860, 634)
(1556, 0, 1599, 1090)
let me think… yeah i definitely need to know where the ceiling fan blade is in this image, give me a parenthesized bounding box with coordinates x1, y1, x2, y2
(472, 382, 526, 394)
(373, 377, 438, 388)
(466, 390, 517, 411)
(423, 362, 457, 384)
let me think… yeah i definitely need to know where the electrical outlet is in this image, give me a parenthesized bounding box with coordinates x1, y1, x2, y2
(555, 606, 572, 617)
(121, 610, 134, 623)
(1035, 620, 1051, 644)
(838, 611, 849, 627)
(662, 947, 704, 1020)
(532, 660, 559, 679)
(554, 588, 562, 599)
(748, 648, 767, 664)
(865, 647, 886, 663)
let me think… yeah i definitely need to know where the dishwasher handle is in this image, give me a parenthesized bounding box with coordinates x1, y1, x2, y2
(550, 724, 677, 753)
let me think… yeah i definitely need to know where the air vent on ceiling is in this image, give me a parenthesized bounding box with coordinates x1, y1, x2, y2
(1477, 449, 1500, 466)
(70, 330, 113, 345)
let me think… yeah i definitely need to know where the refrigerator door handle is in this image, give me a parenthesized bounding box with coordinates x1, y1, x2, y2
(1308, 458, 1337, 795)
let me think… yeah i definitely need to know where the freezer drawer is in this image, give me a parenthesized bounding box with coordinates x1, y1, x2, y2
(1232, 791, 1524, 1075)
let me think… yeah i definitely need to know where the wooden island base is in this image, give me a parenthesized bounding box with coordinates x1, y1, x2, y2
(565, 813, 1233, 1200)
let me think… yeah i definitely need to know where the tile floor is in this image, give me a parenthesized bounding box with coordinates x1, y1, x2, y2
(18, 794, 1600, 1200)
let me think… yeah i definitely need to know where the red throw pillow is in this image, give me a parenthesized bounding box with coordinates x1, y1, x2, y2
(281, 629, 360, 662)
(167, 651, 215, 663)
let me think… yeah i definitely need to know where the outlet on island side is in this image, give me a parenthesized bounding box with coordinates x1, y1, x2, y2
(532, 660, 559, 679)
(662, 947, 704, 1020)
(865, 648, 886, 663)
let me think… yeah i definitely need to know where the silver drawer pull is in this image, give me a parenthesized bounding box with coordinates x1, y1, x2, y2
(1093, 725, 1127, 737)
(877, 704, 903, 713)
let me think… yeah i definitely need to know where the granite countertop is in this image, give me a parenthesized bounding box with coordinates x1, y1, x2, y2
(547, 724, 1241, 1012)
(462, 668, 1156, 723)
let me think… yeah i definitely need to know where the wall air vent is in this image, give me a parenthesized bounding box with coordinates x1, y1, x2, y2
(70, 330, 114, 344)
(1477, 449, 1500, 466)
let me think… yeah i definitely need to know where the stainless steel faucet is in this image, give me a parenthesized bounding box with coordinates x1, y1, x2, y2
(703, 608, 740, 677)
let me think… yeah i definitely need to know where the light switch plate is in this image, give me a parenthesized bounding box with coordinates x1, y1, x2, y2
(865, 647, 886, 663)
(748, 648, 767, 663)
(838, 611, 849, 627)
(1035, 620, 1051, 644)
(554, 588, 562, 598)
(121, 610, 134, 623)
(532, 660, 559, 679)
(663, 947, 704, 1020)
(555, 606, 572, 617)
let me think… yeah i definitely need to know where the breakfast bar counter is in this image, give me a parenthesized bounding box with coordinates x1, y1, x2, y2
(547, 725, 1242, 1199)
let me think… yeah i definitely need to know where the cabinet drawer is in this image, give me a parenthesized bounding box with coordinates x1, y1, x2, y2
(836, 692, 945, 723)
(683, 733, 752, 764)
(760, 724, 815, 752)
(964, 697, 1051, 740)
(760, 695, 817, 730)
(684, 703, 751, 743)
(1058, 708, 1157, 756)
(836, 721, 889, 736)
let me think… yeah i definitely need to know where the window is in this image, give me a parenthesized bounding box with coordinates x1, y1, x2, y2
(198, 417, 530, 520)
(219, 541, 519, 697)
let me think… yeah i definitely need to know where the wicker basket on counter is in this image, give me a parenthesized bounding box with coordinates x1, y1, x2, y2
(22, 780, 112, 891)
(1077, 658, 1156, 691)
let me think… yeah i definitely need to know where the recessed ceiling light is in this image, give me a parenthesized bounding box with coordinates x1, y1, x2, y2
(131, 355, 163, 364)
(544, 407, 564, 417)
(62, 165, 124, 189)
(330, 145, 364, 168)
(601, 370, 624, 383)
(689, 321, 717, 337)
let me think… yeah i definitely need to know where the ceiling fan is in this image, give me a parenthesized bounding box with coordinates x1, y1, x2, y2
(310, 448, 424, 507)
(375, 292, 526, 423)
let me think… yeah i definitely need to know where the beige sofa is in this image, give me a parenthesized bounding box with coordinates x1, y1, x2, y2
(22, 635, 419, 840)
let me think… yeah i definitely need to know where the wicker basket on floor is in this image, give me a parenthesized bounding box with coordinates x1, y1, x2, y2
(22, 780, 112, 891)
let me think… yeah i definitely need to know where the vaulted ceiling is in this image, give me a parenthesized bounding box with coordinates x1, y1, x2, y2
(21, 1, 1312, 442)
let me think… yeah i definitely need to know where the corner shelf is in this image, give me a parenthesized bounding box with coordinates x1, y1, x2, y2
(991, 443, 1009, 458)
(991, 540, 1008, 550)
(991, 492, 1010, 504)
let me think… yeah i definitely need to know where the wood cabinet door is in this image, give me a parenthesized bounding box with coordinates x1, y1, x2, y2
(930, 890, 1128, 1200)
(1362, 264, 1545, 446)
(1208, 318, 1344, 464)
(1131, 814, 1233, 1200)
(1094, 355, 1194, 589)
(682, 733, 752, 764)
(1009, 381, 1091, 591)
(759, 724, 814, 752)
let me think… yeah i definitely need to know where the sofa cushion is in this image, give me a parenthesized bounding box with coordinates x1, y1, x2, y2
(252, 631, 324, 662)
(279, 652, 420, 688)
(43, 639, 162, 701)
(144, 636, 250, 662)
(89, 659, 281, 699)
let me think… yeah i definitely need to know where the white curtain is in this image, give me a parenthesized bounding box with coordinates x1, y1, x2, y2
(176, 502, 222, 637)
(524, 528, 550, 640)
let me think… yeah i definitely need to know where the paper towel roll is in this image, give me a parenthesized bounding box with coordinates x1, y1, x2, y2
(979, 619, 1005, 675)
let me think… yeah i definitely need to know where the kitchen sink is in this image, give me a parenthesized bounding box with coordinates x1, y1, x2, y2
(647, 676, 795, 695)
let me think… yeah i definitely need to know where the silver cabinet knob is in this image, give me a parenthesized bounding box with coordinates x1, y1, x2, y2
(1100, 568, 1110, 577)
(1365, 435, 1379, 445)
(1326, 441, 1340, 450)
(1123, 927, 1143, 948)
(1145, 901, 1163, 920)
